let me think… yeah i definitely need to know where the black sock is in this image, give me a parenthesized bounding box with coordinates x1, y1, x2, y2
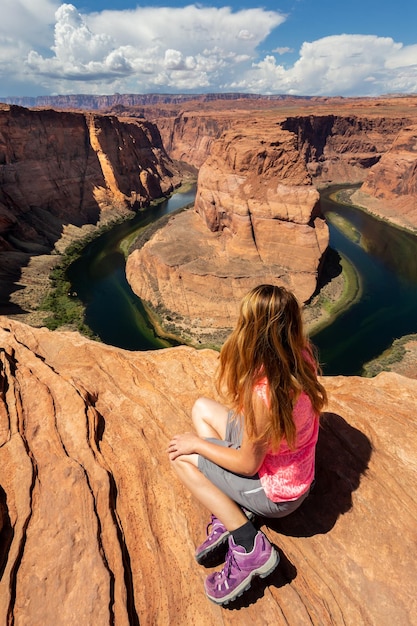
(231, 520, 258, 552)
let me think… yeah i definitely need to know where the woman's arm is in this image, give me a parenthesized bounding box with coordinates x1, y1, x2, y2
(167, 393, 270, 476)
(167, 431, 268, 476)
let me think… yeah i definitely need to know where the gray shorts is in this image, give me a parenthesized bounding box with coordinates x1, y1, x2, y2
(198, 411, 310, 518)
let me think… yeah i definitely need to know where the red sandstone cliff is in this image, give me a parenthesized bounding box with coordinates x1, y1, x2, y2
(155, 111, 235, 168)
(143, 97, 412, 177)
(1, 96, 417, 342)
(351, 124, 417, 231)
(281, 114, 408, 185)
(126, 100, 416, 344)
(0, 319, 416, 625)
(0, 104, 182, 252)
(0, 104, 185, 314)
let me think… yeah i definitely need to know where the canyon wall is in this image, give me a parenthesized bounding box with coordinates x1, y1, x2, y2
(351, 124, 417, 231)
(0, 104, 184, 313)
(155, 111, 235, 168)
(0, 319, 416, 625)
(126, 118, 329, 346)
(1, 96, 416, 340)
(1, 92, 308, 110)
(0, 104, 182, 251)
(143, 98, 412, 174)
(281, 114, 408, 185)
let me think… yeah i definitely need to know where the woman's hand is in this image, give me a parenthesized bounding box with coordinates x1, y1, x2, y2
(167, 432, 201, 460)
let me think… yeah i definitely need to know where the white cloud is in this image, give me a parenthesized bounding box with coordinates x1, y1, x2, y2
(21, 3, 284, 93)
(1, 0, 58, 43)
(238, 35, 417, 96)
(0, 0, 58, 93)
(52, 4, 113, 64)
(26, 3, 132, 80)
(0, 4, 416, 97)
(273, 47, 294, 55)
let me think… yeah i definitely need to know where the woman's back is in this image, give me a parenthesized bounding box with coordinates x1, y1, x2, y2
(217, 284, 327, 453)
(254, 355, 320, 502)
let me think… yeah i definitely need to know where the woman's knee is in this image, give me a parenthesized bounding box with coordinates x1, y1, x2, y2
(169, 454, 186, 479)
(191, 396, 210, 427)
(170, 453, 199, 474)
(192, 397, 228, 439)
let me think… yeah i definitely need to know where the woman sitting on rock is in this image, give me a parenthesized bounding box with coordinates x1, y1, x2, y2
(167, 284, 327, 605)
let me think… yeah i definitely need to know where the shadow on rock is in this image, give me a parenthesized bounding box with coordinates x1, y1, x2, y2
(0, 485, 14, 580)
(266, 412, 373, 538)
(212, 412, 372, 610)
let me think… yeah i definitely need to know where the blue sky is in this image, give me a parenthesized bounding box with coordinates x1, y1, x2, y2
(1, 0, 417, 98)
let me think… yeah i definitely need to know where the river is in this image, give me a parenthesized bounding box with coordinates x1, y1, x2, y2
(67, 185, 417, 375)
(314, 187, 417, 374)
(66, 186, 196, 350)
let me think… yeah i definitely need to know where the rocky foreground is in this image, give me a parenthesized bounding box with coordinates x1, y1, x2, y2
(1, 319, 416, 625)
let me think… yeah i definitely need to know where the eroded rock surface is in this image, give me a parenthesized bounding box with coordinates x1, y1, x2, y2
(0, 104, 184, 314)
(148, 97, 413, 178)
(156, 111, 236, 169)
(0, 105, 182, 248)
(352, 124, 417, 231)
(0, 319, 416, 625)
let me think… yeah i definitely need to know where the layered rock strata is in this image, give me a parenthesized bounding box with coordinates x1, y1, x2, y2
(0, 105, 181, 249)
(146, 97, 413, 175)
(154, 111, 235, 168)
(0, 319, 416, 625)
(351, 124, 417, 231)
(126, 120, 329, 345)
(281, 114, 408, 185)
(0, 104, 184, 313)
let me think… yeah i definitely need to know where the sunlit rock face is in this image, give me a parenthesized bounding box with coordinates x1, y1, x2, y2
(1, 318, 416, 625)
(0, 103, 184, 312)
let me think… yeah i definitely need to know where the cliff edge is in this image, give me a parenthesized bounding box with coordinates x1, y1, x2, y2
(1, 319, 416, 625)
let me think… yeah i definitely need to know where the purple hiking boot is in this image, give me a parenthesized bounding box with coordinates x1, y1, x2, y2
(204, 530, 279, 605)
(195, 509, 255, 565)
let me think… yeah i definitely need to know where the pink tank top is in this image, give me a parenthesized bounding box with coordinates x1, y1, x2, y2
(254, 372, 319, 502)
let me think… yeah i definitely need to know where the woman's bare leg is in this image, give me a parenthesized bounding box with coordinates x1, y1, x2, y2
(170, 454, 247, 531)
(191, 397, 229, 440)
(172, 398, 247, 531)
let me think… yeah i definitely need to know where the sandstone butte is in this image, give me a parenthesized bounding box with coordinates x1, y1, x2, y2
(0, 318, 416, 625)
(125, 96, 417, 345)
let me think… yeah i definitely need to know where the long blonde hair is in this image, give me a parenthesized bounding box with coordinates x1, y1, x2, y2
(216, 284, 327, 450)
